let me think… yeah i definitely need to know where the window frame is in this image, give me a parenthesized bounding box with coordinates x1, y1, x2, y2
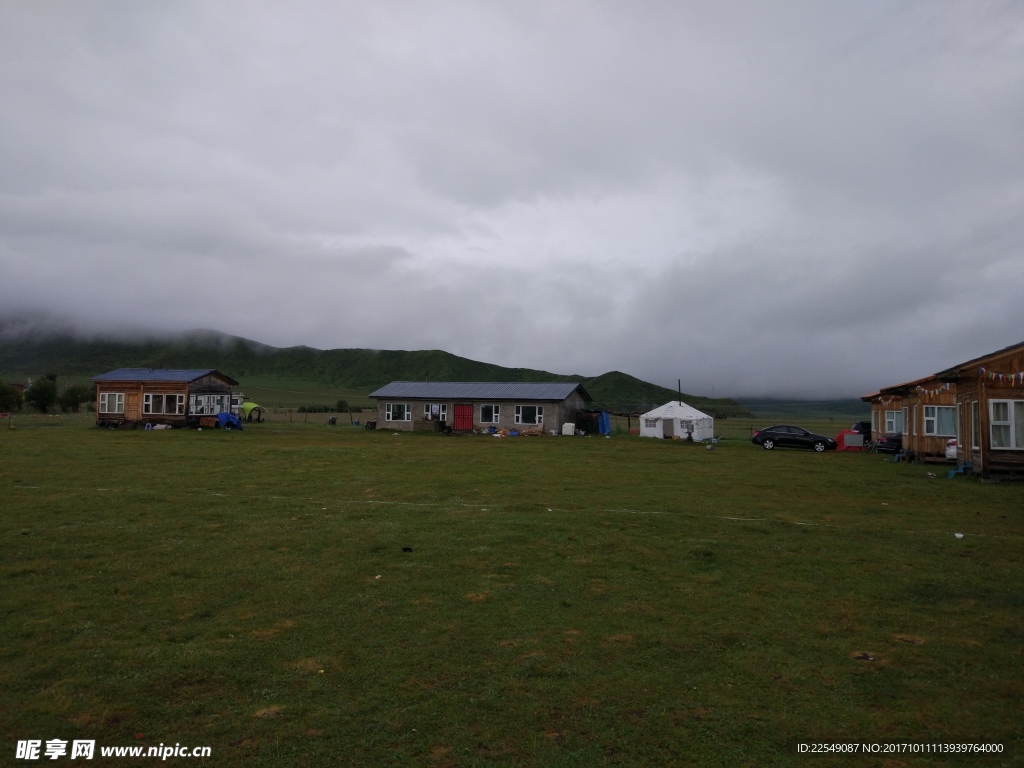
(884, 409, 903, 434)
(923, 405, 956, 437)
(99, 392, 125, 414)
(989, 399, 1024, 450)
(423, 403, 448, 421)
(190, 394, 229, 415)
(480, 404, 500, 423)
(971, 400, 980, 449)
(386, 402, 411, 422)
(143, 393, 185, 416)
(514, 404, 544, 425)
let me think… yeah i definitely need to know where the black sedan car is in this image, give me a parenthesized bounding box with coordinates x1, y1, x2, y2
(752, 425, 837, 452)
(873, 433, 903, 453)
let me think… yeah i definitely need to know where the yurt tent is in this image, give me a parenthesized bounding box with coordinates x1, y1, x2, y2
(639, 401, 714, 441)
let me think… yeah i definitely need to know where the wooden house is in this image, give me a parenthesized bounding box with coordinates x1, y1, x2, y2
(862, 375, 957, 459)
(934, 341, 1024, 478)
(91, 368, 239, 428)
(368, 381, 592, 433)
(861, 389, 907, 445)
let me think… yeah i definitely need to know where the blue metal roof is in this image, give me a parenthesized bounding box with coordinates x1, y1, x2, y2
(369, 381, 591, 402)
(91, 368, 238, 385)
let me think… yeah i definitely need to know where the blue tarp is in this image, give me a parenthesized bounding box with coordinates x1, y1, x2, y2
(598, 411, 611, 435)
(217, 412, 243, 430)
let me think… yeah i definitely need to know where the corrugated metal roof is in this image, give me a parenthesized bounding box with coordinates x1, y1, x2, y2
(933, 340, 1024, 379)
(369, 381, 591, 402)
(91, 368, 239, 385)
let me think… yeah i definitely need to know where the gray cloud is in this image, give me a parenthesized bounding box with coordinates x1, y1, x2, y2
(1, 1, 1022, 398)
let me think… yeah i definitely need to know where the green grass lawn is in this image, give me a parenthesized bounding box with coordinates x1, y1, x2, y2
(1, 421, 1021, 766)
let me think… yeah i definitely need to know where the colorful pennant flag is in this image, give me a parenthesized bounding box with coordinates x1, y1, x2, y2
(979, 367, 1024, 386)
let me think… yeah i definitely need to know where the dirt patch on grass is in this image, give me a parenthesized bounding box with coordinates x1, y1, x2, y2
(250, 619, 297, 639)
(466, 592, 488, 602)
(603, 634, 635, 646)
(253, 706, 285, 719)
(673, 707, 710, 721)
(287, 658, 322, 672)
(893, 634, 926, 645)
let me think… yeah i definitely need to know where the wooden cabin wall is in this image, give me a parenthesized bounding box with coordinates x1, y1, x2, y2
(94, 381, 191, 425)
(951, 345, 1024, 477)
(904, 387, 957, 458)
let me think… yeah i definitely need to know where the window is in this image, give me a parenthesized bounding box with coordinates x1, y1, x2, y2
(884, 410, 903, 433)
(514, 405, 543, 425)
(971, 401, 980, 449)
(645, 418, 658, 428)
(99, 392, 124, 414)
(144, 394, 185, 415)
(990, 400, 1024, 450)
(423, 403, 448, 421)
(902, 406, 909, 435)
(872, 410, 878, 434)
(480, 404, 500, 423)
(189, 394, 230, 415)
(386, 403, 411, 421)
(912, 405, 918, 436)
(923, 405, 956, 437)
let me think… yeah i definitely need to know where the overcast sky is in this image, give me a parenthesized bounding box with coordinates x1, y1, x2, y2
(2, 2, 1022, 398)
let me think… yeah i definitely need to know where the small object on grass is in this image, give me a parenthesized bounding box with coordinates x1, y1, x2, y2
(851, 651, 877, 661)
(926, 472, 937, 479)
(375, 575, 381, 579)
(954, 532, 964, 539)
(402, 546, 412, 553)
(319, 669, 324, 674)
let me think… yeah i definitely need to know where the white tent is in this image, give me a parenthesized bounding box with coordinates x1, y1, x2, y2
(639, 401, 714, 441)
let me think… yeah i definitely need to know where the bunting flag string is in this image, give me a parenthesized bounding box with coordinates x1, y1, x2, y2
(915, 382, 953, 396)
(978, 367, 1024, 386)
(878, 396, 900, 407)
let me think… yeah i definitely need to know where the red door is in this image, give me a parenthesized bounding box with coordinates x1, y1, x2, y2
(453, 403, 474, 431)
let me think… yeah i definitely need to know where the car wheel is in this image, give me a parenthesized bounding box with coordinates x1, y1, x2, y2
(762, 438, 775, 450)
(813, 441, 826, 452)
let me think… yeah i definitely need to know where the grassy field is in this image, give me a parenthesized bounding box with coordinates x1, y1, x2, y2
(2, 417, 1021, 766)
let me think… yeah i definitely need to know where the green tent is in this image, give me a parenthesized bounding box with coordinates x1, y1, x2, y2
(241, 402, 268, 422)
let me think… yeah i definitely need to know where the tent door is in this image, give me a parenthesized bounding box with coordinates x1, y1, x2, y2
(453, 403, 473, 431)
(662, 419, 674, 438)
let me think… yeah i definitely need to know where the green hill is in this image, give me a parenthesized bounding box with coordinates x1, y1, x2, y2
(0, 321, 750, 416)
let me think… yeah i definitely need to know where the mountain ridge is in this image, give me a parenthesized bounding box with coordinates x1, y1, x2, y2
(0, 319, 750, 416)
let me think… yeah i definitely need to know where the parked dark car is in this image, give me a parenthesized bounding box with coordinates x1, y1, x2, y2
(752, 425, 837, 452)
(874, 433, 903, 453)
